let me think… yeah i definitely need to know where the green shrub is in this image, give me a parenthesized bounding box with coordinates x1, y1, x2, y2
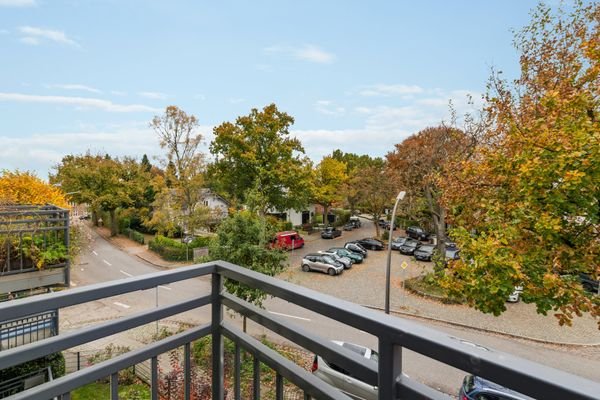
(381, 230, 390, 241)
(0, 352, 65, 383)
(123, 228, 145, 244)
(149, 235, 211, 261)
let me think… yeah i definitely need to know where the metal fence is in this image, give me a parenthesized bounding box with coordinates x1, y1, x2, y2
(0, 261, 598, 400)
(0, 310, 58, 351)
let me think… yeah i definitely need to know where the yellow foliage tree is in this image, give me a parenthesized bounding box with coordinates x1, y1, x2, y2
(0, 170, 69, 208)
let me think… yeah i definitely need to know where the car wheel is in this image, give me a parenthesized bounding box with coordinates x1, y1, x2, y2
(327, 268, 336, 276)
(302, 264, 310, 272)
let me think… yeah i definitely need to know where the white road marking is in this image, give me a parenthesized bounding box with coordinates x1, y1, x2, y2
(92, 251, 98, 256)
(268, 311, 311, 322)
(103, 260, 112, 266)
(120, 270, 133, 277)
(80, 268, 84, 271)
(113, 302, 130, 309)
(158, 285, 172, 291)
(70, 281, 77, 287)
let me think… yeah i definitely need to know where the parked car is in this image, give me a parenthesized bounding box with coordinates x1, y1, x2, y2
(378, 219, 395, 230)
(344, 242, 368, 257)
(78, 213, 91, 220)
(343, 223, 354, 231)
(321, 226, 342, 239)
(312, 341, 379, 400)
(390, 236, 408, 250)
(349, 216, 361, 228)
(507, 286, 524, 303)
(459, 374, 533, 400)
(356, 238, 384, 251)
(444, 247, 461, 261)
(580, 273, 599, 294)
(398, 238, 421, 255)
(414, 244, 435, 261)
(406, 226, 429, 241)
(270, 231, 304, 250)
(328, 247, 364, 264)
(301, 254, 344, 276)
(319, 251, 353, 269)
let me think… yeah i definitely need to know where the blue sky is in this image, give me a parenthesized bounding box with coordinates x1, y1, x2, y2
(1, 1, 550, 178)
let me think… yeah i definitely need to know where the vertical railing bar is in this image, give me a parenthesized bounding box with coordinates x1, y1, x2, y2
(253, 356, 260, 400)
(378, 339, 402, 400)
(304, 392, 310, 400)
(151, 356, 158, 400)
(110, 372, 119, 399)
(62, 392, 71, 400)
(234, 342, 241, 400)
(184, 342, 191, 400)
(211, 272, 224, 400)
(77, 352, 81, 371)
(276, 372, 283, 400)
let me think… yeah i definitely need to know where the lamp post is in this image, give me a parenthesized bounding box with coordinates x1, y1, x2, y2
(385, 190, 406, 314)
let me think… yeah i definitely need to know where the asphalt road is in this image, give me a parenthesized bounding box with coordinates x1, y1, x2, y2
(63, 221, 600, 397)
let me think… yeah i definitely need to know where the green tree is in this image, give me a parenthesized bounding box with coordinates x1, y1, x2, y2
(354, 164, 396, 238)
(208, 104, 313, 214)
(150, 106, 209, 235)
(312, 156, 348, 224)
(440, 2, 600, 327)
(208, 211, 286, 331)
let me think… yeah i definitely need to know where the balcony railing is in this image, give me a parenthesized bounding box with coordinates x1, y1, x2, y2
(0, 260, 598, 400)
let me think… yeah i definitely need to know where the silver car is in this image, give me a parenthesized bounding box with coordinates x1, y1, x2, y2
(312, 341, 378, 400)
(318, 251, 353, 269)
(301, 254, 344, 276)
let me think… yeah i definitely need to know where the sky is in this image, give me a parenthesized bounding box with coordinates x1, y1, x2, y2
(0, 0, 555, 178)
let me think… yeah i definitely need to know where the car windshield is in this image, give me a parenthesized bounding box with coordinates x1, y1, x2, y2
(322, 256, 335, 264)
(419, 245, 435, 251)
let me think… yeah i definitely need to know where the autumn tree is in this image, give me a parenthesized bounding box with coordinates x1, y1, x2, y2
(208, 104, 312, 215)
(440, 2, 600, 327)
(51, 154, 148, 236)
(312, 156, 348, 224)
(331, 150, 384, 214)
(208, 210, 286, 332)
(354, 164, 396, 238)
(387, 126, 472, 252)
(0, 170, 68, 208)
(150, 106, 209, 235)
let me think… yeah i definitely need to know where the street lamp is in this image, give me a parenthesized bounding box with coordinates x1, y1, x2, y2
(385, 190, 406, 314)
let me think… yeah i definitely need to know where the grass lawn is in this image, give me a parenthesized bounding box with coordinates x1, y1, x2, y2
(71, 382, 150, 400)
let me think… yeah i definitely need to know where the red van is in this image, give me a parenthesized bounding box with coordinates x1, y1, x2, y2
(271, 231, 304, 250)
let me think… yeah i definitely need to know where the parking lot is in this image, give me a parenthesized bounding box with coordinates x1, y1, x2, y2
(276, 217, 600, 344)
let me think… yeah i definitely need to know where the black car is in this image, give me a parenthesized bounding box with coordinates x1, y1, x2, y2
(356, 238, 384, 251)
(406, 226, 429, 241)
(580, 273, 599, 294)
(321, 227, 342, 239)
(349, 217, 361, 228)
(414, 244, 435, 261)
(344, 242, 368, 257)
(459, 375, 533, 400)
(398, 238, 420, 255)
(390, 236, 408, 250)
(342, 223, 354, 231)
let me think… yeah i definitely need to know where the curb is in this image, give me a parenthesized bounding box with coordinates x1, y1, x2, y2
(362, 304, 600, 348)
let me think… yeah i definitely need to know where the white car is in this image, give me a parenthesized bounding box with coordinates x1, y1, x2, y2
(312, 341, 378, 400)
(318, 251, 353, 269)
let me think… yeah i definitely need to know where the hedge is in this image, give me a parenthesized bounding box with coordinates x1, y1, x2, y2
(148, 235, 212, 261)
(0, 352, 65, 384)
(123, 228, 145, 245)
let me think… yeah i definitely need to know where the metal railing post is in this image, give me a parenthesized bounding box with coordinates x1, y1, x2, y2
(184, 342, 191, 400)
(211, 272, 224, 400)
(110, 372, 118, 399)
(378, 339, 402, 400)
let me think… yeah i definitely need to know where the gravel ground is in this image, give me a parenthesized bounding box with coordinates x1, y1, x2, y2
(277, 218, 600, 345)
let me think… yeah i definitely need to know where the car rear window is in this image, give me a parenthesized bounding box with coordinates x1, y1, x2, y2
(342, 342, 367, 357)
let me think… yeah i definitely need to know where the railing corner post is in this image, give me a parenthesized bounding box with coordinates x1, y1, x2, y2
(211, 272, 224, 400)
(379, 339, 402, 400)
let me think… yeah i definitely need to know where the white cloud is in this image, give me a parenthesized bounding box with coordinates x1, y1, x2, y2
(0, 92, 161, 113)
(0, 0, 36, 7)
(111, 90, 127, 96)
(45, 84, 102, 94)
(265, 44, 335, 64)
(315, 100, 345, 116)
(19, 36, 39, 45)
(18, 26, 79, 47)
(359, 84, 424, 97)
(139, 91, 169, 100)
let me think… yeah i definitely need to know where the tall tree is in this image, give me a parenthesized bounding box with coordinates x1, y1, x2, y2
(312, 156, 348, 224)
(208, 210, 286, 332)
(354, 164, 396, 238)
(0, 170, 68, 208)
(440, 2, 600, 327)
(150, 106, 208, 235)
(208, 104, 312, 214)
(387, 126, 471, 252)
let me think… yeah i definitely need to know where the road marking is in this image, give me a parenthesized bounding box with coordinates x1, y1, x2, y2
(92, 251, 98, 256)
(103, 260, 112, 266)
(80, 268, 85, 271)
(113, 302, 130, 309)
(70, 281, 77, 287)
(268, 311, 311, 322)
(158, 285, 172, 291)
(120, 270, 133, 278)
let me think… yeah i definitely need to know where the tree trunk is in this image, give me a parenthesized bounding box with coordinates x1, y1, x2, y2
(424, 186, 446, 253)
(109, 209, 118, 237)
(323, 205, 329, 225)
